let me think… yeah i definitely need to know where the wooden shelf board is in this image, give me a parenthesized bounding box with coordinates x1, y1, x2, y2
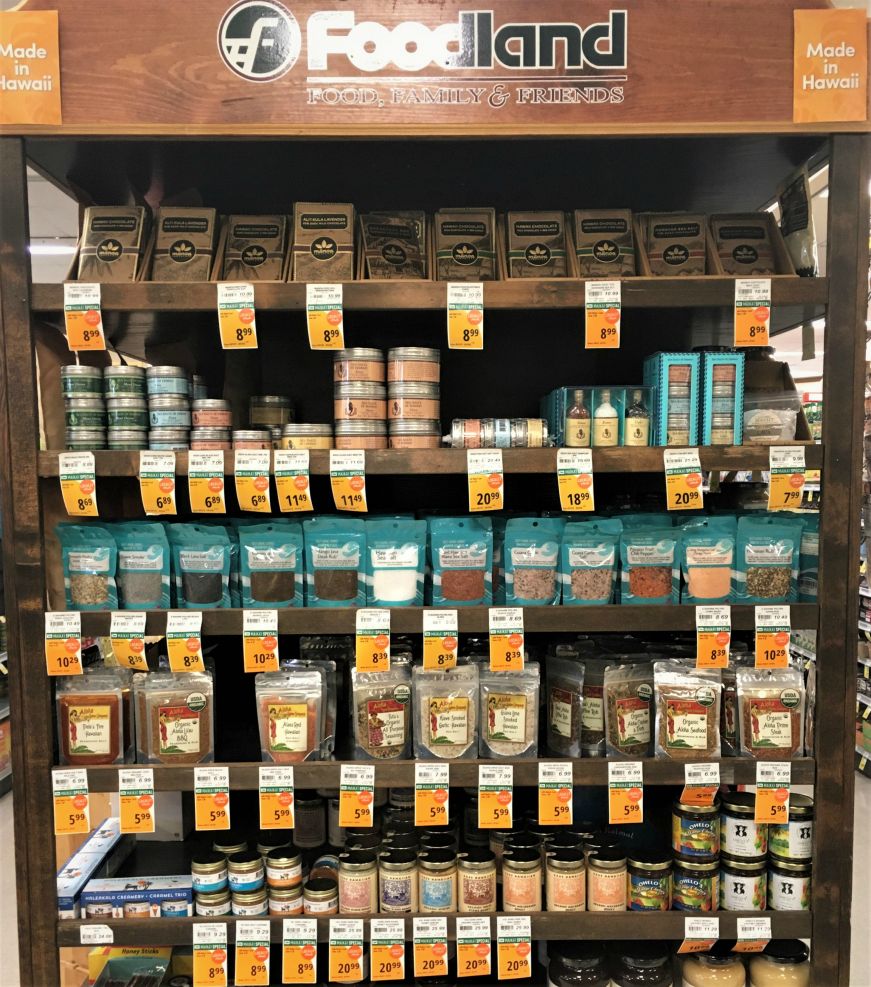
(31, 277, 828, 313)
(38, 445, 823, 478)
(56, 911, 812, 946)
(79, 757, 816, 791)
(77, 604, 818, 636)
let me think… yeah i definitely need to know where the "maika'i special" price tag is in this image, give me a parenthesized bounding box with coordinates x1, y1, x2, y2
(194, 766, 231, 832)
(456, 917, 491, 979)
(306, 283, 344, 350)
(329, 919, 365, 984)
(243, 609, 279, 673)
(188, 450, 226, 515)
(478, 763, 513, 829)
(330, 449, 367, 512)
(166, 610, 204, 673)
(488, 607, 524, 671)
(119, 767, 155, 834)
(415, 762, 449, 827)
(63, 283, 106, 351)
(52, 767, 90, 836)
(234, 919, 271, 987)
(339, 764, 375, 828)
(557, 447, 594, 512)
(733, 917, 772, 954)
(664, 448, 704, 511)
(355, 608, 390, 672)
(111, 610, 147, 671)
(422, 608, 458, 670)
(734, 278, 771, 348)
(584, 279, 621, 349)
(768, 446, 806, 510)
(467, 448, 503, 512)
(59, 451, 98, 516)
(496, 915, 532, 981)
(217, 282, 257, 349)
(678, 916, 720, 955)
(755, 761, 791, 825)
(193, 922, 228, 987)
(282, 918, 317, 985)
(695, 605, 731, 669)
(235, 449, 271, 513)
(680, 762, 720, 808)
(259, 764, 294, 830)
(447, 282, 484, 350)
(608, 760, 643, 825)
(139, 450, 176, 516)
(274, 449, 312, 513)
(370, 918, 406, 983)
(755, 605, 791, 668)
(538, 762, 574, 826)
(413, 917, 448, 980)
(45, 611, 82, 676)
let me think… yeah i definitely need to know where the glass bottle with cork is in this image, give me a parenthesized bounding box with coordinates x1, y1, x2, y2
(624, 389, 651, 447)
(593, 390, 619, 447)
(565, 389, 591, 447)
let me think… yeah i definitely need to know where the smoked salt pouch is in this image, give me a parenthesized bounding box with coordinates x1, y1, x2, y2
(429, 517, 493, 607)
(504, 518, 564, 606)
(734, 515, 804, 604)
(619, 527, 680, 605)
(57, 523, 118, 611)
(303, 517, 366, 608)
(168, 524, 231, 609)
(366, 518, 426, 607)
(110, 521, 170, 610)
(560, 518, 622, 606)
(679, 516, 736, 604)
(239, 521, 304, 608)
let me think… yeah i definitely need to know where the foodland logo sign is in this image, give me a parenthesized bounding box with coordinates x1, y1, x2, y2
(218, 1, 628, 106)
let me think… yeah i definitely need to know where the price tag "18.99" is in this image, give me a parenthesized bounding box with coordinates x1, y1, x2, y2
(608, 760, 643, 825)
(306, 283, 344, 350)
(195, 766, 230, 832)
(59, 451, 98, 516)
(664, 448, 704, 511)
(52, 767, 90, 836)
(447, 282, 484, 350)
(478, 764, 513, 829)
(45, 611, 82, 677)
(467, 448, 503, 512)
(166, 610, 204, 673)
(217, 282, 257, 349)
(557, 447, 595, 512)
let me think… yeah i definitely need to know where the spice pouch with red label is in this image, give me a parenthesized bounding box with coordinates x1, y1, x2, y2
(57, 673, 125, 765)
(504, 518, 564, 607)
(168, 524, 231, 609)
(619, 527, 680, 605)
(734, 515, 804, 604)
(412, 664, 479, 760)
(255, 669, 326, 763)
(653, 659, 722, 759)
(737, 667, 805, 759)
(134, 670, 215, 764)
(57, 523, 119, 612)
(678, 515, 736, 604)
(351, 660, 413, 760)
(109, 521, 171, 609)
(603, 661, 655, 758)
(240, 521, 304, 608)
(303, 517, 367, 608)
(560, 518, 622, 606)
(479, 664, 540, 760)
(366, 518, 426, 607)
(429, 517, 493, 607)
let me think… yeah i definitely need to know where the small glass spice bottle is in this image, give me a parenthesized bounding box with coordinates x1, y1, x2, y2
(565, 389, 591, 447)
(502, 847, 542, 912)
(545, 847, 586, 911)
(587, 849, 627, 912)
(457, 847, 497, 913)
(338, 849, 378, 915)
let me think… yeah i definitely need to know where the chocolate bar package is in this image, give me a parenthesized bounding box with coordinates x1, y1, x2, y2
(222, 215, 287, 281)
(506, 211, 568, 278)
(77, 206, 148, 283)
(435, 208, 496, 281)
(292, 203, 355, 282)
(573, 209, 635, 276)
(643, 212, 707, 276)
(711, 215, 776, 275)
(361, 211, 427, 280)
(151, 206, 217, 281)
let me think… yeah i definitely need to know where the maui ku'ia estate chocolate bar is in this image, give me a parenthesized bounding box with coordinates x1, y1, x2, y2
(78, 206, 148, 282)
(293, 203, 355, 281)
(152, 206, 217, 281)
(361, 211, 427, 279)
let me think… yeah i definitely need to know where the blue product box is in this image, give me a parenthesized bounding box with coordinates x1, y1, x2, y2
(57, 817, 130, 919)
(701, 352, 745, 445)
(642, 352, 701, 446)
(80, 874, 193, 918)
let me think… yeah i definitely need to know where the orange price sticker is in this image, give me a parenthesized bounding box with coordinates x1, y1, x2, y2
(330, 449, 367, 512)
(497, 916, 532, 981)
(768, 446, 806, 510)
(63, 283, 106, 351)
(356, 608, 391, 672)
(188, 450, 226, 515)
(415, 763, 449, 827)
(194, 766, 230, 832)
(557, 448, 595, 512)
(447, 282, 484, 350)
(478, 764, 513, 829)
(139, 451, 176, 516)
(235, 449, 271, 513)
(584, 279, 621, 349)
(413, 918, 448, 979)
(755, 762, 791, 825)
(274, 449, 313, 513)
(754, 605, 791, 669)
(166, 610, 204, 673)
(52, 768, 90, 836)
(217, 282, 257, 349)
(339, 764, 375, 828)
(193, 923, 228, 987)
(306, 283, 345, 350)
(234, 920, 271, 987)
(664, 448, 704, 512)
(371, 920, 406, 982)
(608, 761, 644, 825)
(538, 762, 574, 826)
(489, 606, 524, 671)
(282, 919, 317, 985)
(695, 605, 731, 669)
(59, 452, 98, 516)
(423, 608, 458, 670)
(111, 611, 148, 671)
(680, 763, 720, 808)
(243, 609, 279, 673)
(734, 278, 771, 348)
(259, 765, 295, 830)
(119, 768, 155, 835)
(456, 918, 491, 979)
(45, 611, 82, 677)
(329, 920, 365, 984)
(678, 917, 720, 955)
(468, 449, 503, 512)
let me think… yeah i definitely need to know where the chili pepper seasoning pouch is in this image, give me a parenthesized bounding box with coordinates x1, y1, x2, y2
(619, 527, 680, 605)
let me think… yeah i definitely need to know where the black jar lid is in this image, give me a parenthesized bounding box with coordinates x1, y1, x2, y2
(616, 939, 670, 968)
(760, 939, 810, 964)
(227, 849, 262, 867)
(550, 939, 607, 970)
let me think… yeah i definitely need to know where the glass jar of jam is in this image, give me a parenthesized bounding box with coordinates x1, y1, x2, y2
(627, 850, 672, 911)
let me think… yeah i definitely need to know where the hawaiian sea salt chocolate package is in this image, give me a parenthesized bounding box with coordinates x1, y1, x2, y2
(151, 206, 217, 281)
(435, 208, 496, 281)
(292, 202, 355, 282)
(643, 212, 707, 276)
(361, 211, 427, 280)
(506, 210, 568, 278)
(711, 215, 776, 275)
(573, 209, 636, 276)
(222, 214, 287, 280)
(78, 206, 148, 282)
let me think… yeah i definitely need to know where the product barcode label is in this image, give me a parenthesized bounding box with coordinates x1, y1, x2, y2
(608, 760, 643, 824)
(478, 764, 513, 828)
(64, 282, 106, 351)
(45, 611, 82, 677)
(59, 451, 98, 516)
(307, 283, 344, 350)
(415, 762, 449, 827)
(447, 282, 484, 350)
(217, 282, 257, 349)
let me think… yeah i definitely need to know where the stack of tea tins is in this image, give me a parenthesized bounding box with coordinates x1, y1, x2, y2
(62, 366, 106, 450)
(103, 366, 147, 450)
(146, 366, 192, 450)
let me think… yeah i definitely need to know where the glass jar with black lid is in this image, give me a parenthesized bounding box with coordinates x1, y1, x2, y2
(611, 941, 673, 986)
(547, 940, 610, 986)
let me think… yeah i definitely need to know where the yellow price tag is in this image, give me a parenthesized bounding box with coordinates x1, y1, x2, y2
(45, 611, 82, 677)
(468, 449, 503, 512)
(456, 918, 491, 979)
(139, 451, 176, 516)
(755, 606, 791, 669)
(608, 761, 643, 825)
(235, 449, 271, 513)
(339, 765, 375, 828)
(217, 282, 257, 349)
(371, 921, 406, 983)
(768, 446, 806, 510)
(488, 607, 524, 671)
(59, 452, 98, 516)
(111, 611, 148, 671)
(259, 765, 295, 830)
(193, 925, 228, 987)
(734, 278, 771, 348)
(415, 763, 449, 827)
(478, 765, 513, 829)
(557, 448, 594, 511)
(664, 448, 704, 511)
(119, 768, 155, 835)
(329, 922, 365, 984)
(754, 762, 790, 825)
(243, 609, 279, 673)
(584, 279, 621, 349)
(447, 282, 484, 350)
(282, 936, 317, 986)
(234, 921, 271, 987)
(63, 283, 106, 351)
(306, 283, 345, 349)
(680, 763, 720, 808)
(188, 450, 226, 515)
(195, 766, 231, 832)
(52, 768, 90, 836)
(355, 608, 390, 672)
(497, 939, 532, 980)
(275, 449, 313, 513)
(166, 611, 204, 673)
(538, 762, 573, 826)
(330, 450, 367, 512)
(413, 919, 449, 980)
(695, 605, 731, 669)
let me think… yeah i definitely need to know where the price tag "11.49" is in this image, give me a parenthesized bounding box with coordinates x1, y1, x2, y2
(330, 449, 367, 512)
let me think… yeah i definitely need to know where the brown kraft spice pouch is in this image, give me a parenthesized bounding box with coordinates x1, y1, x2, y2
(293, 202, 355, 282)
(435, 208, 496, 281)
(507, 211, 568, 278)
(222, 215, 287, 281)
(644, 213, 707, 276)
(711, 216, 776, 275)
(152, 206, 217, 281)
(361, 212, 427, 280)
(78, 206, 147, 282)
(573, 209, 635, 276)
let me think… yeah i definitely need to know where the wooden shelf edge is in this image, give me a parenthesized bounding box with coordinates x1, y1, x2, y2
(79, 757, 816, 792)
(75, 604, 819, 636)
(38, 445, 824, 477)
(56, 911, 813, 946)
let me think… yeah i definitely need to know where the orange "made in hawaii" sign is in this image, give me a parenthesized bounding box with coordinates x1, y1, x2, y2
(0, 11, 61, 125)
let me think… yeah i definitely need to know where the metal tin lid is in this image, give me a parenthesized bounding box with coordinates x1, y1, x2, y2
(233, 430, 272, 441)
(334, 382, 386, 398)
(502, 847, 541, 870)
(250, 395, 291, 406)
(304, 878, 338, 898)
(108, 429, 149, 441)
(147, 366, 189, 378)
(66, 428, 106, 440)
(335, 348, 384, 362)
(720, 853, 766, 872)
(104, 366, 145, 378)
(673, 854, 719, 873)
(66, 398, 105, 409)
(192, 374, 206, 385)
(282, 424, 333, 436)
(106, 397, 147, 409)
(334, 420, 387, 435)
(269, 885, 303, 901)
(193, 399, 231, 411)
(191, 428, 232, 440)
(232, 887, 267, 904)
(388, 382, 440, 398)
(149, 395, 190, 408)
(62, 365, 103, 377)
(785, 793, 814, 817)
(388, 347, 440, 362)
(673, 799, 720, 816)
(192, 851, 227, 871)
(768, 853, 812, 873)
(149, 428, 190, 440)
(266, 846, 301, 867)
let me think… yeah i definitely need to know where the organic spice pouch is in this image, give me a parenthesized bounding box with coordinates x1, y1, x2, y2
(797, 512, 820, 602)
(168, 524, 231, 609)
(303, 517, 366, 607)
(734, 515, 804, 604)
(479, 663, 540, 759)
(619, 527, 680, 606)
(412, 663, 479, 760)
(736, 667, 805, 759)
(240, 521, 304, 608)
(109, 521, 170, 610)
(135, 669, 215, 764)
(366, 518, 426, 607)
(603, 661, 654, 757)
(57, 523, 119, 611)
(678, 516, 736, 605)
(560, 518, 622, 606)
(57, 673, 125, 766)
(504, 517, 564, 606)
(546, 654, 585, 757)
(429, 517, 493, 607)
(351, 661, 413, 760)
(653, 660, 722, 759)
(255, 669, 326, 763)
